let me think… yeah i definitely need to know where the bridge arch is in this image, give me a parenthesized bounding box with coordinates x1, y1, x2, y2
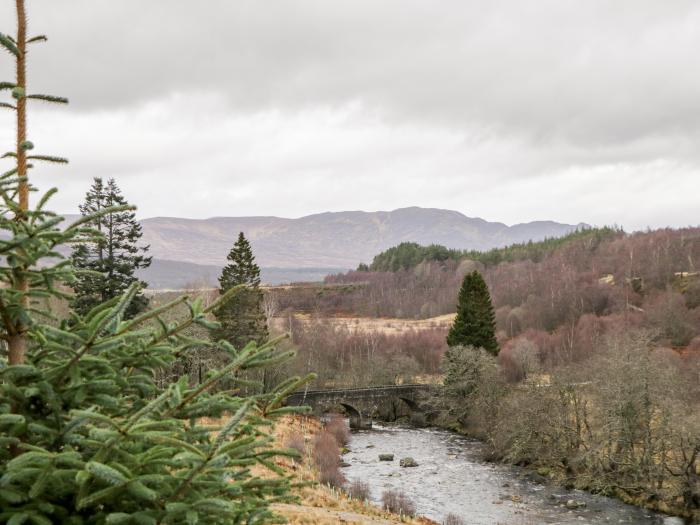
(339, 403, 361, 419)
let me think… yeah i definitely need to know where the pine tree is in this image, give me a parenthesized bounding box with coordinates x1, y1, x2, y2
(446, 270, 499, 355)
(0, 4, 311, 523)
(215, 232, 268, 350)
(71, 177, 151, 318)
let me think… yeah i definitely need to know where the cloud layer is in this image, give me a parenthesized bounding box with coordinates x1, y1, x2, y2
(0, 0, 698, 230)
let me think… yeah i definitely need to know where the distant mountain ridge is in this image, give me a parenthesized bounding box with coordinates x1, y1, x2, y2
(139, 207, 587, 270)
(61, 207, 587, 288)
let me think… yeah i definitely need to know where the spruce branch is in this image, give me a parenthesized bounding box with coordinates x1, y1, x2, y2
(26, 155, 69, 164)
(0, 32, 20, 56)
(26, 94, 68, 104)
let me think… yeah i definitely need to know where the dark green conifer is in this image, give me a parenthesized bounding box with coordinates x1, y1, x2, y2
(215, 232, 268, 349)
(446, 270, 499, 355)
(71, 177, 151, 318)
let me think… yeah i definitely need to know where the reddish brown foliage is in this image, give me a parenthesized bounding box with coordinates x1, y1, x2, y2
(289, 318, 447, 387)
(381, 489, 416, 516)
(346, 479, 370, 501)
(313, 430, 346, 488)
(325, 415, 350, 447)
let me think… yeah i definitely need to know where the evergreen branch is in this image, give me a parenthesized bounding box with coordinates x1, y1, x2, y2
(91, 391, 171, 465)
(0, 102, 16, 110)
(27, 35, 47, 44)
(71, 410, 123, 433)
(27, 94, 69, 104)
(213, 400, 253, 450)
(0, 81, 16, 90)
(0, 32, 20, 56)
(164, 341, 271, 416)
(170, 400, 253, 502)
(26, 155, 69, 164)
(34, 187, 58, 214)
(53, 285, 139, 383)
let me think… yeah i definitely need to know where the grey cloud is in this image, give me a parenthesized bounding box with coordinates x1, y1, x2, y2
(0, 1, 698, 230)
(2, 1, 700, 147)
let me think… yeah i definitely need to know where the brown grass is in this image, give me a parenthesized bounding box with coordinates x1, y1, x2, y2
(274, 313, 455, 336)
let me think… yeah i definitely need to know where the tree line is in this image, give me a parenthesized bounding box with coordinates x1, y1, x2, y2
(360, 227, 621, 272)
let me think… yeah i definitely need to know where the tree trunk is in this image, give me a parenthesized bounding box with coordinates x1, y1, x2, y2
(8, 0, 28, 365)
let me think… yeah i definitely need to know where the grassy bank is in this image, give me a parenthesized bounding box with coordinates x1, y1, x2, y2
(270, 415, 437, 525)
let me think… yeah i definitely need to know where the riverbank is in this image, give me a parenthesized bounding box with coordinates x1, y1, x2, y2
(342, 422, 682, 525)
(429, 416, 698, 524)
(270, 415, 437, 525)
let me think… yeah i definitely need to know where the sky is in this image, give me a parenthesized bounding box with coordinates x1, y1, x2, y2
(0, 0, 698, 231)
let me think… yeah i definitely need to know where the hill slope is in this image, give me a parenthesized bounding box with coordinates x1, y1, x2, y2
(139, 207, 586, 269)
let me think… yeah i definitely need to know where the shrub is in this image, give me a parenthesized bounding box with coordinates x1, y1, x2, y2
(347, 479, 371, 501)
(443, 514, 466, 525)
(313, 430, 346, 488)
(325, 414, 351, 447)
(285, 431, 307, 461)
(381, 489, 416, 516)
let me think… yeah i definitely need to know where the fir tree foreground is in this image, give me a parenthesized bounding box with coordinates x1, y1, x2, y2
(446, 271, 498, 355)
(71, 177, 152, 319)
(0, 4, 311, 524)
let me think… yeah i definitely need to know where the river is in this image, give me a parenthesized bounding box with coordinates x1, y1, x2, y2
(343, 423, 684, 525)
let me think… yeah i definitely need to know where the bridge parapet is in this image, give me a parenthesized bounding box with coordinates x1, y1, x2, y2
(286, 384, 434, 429)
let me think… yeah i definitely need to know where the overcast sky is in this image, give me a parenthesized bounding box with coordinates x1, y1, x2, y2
(0, 0, 698, 230)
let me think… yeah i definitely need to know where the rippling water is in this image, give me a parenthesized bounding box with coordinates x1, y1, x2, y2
(343, 424, 682, 525)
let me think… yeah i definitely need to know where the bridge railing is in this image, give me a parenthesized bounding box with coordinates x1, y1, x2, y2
(286, 383, 433, 398)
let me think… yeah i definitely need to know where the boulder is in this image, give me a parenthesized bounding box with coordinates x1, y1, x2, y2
(378, 454, 394, 461)
(399, 457, 418, 467)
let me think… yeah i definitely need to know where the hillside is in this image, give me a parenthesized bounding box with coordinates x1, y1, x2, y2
(60, 207, 584, 288)
(139, 207, 585, 269)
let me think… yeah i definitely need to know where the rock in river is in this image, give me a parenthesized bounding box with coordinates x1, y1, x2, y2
(400, 457, 418, 467)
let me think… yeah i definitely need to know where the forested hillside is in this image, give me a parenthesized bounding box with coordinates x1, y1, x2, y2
(272, 226, 700, 388)
(274, 227, 700, 519)
(277, 227, 700, 356)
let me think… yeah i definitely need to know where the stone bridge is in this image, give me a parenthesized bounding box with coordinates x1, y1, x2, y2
(286, 384, 433, 429)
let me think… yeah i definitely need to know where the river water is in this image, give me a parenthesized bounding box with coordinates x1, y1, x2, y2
(343, 424, 683, 525)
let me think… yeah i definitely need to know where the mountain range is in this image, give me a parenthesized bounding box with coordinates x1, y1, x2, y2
(128, 207, 586, 288)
